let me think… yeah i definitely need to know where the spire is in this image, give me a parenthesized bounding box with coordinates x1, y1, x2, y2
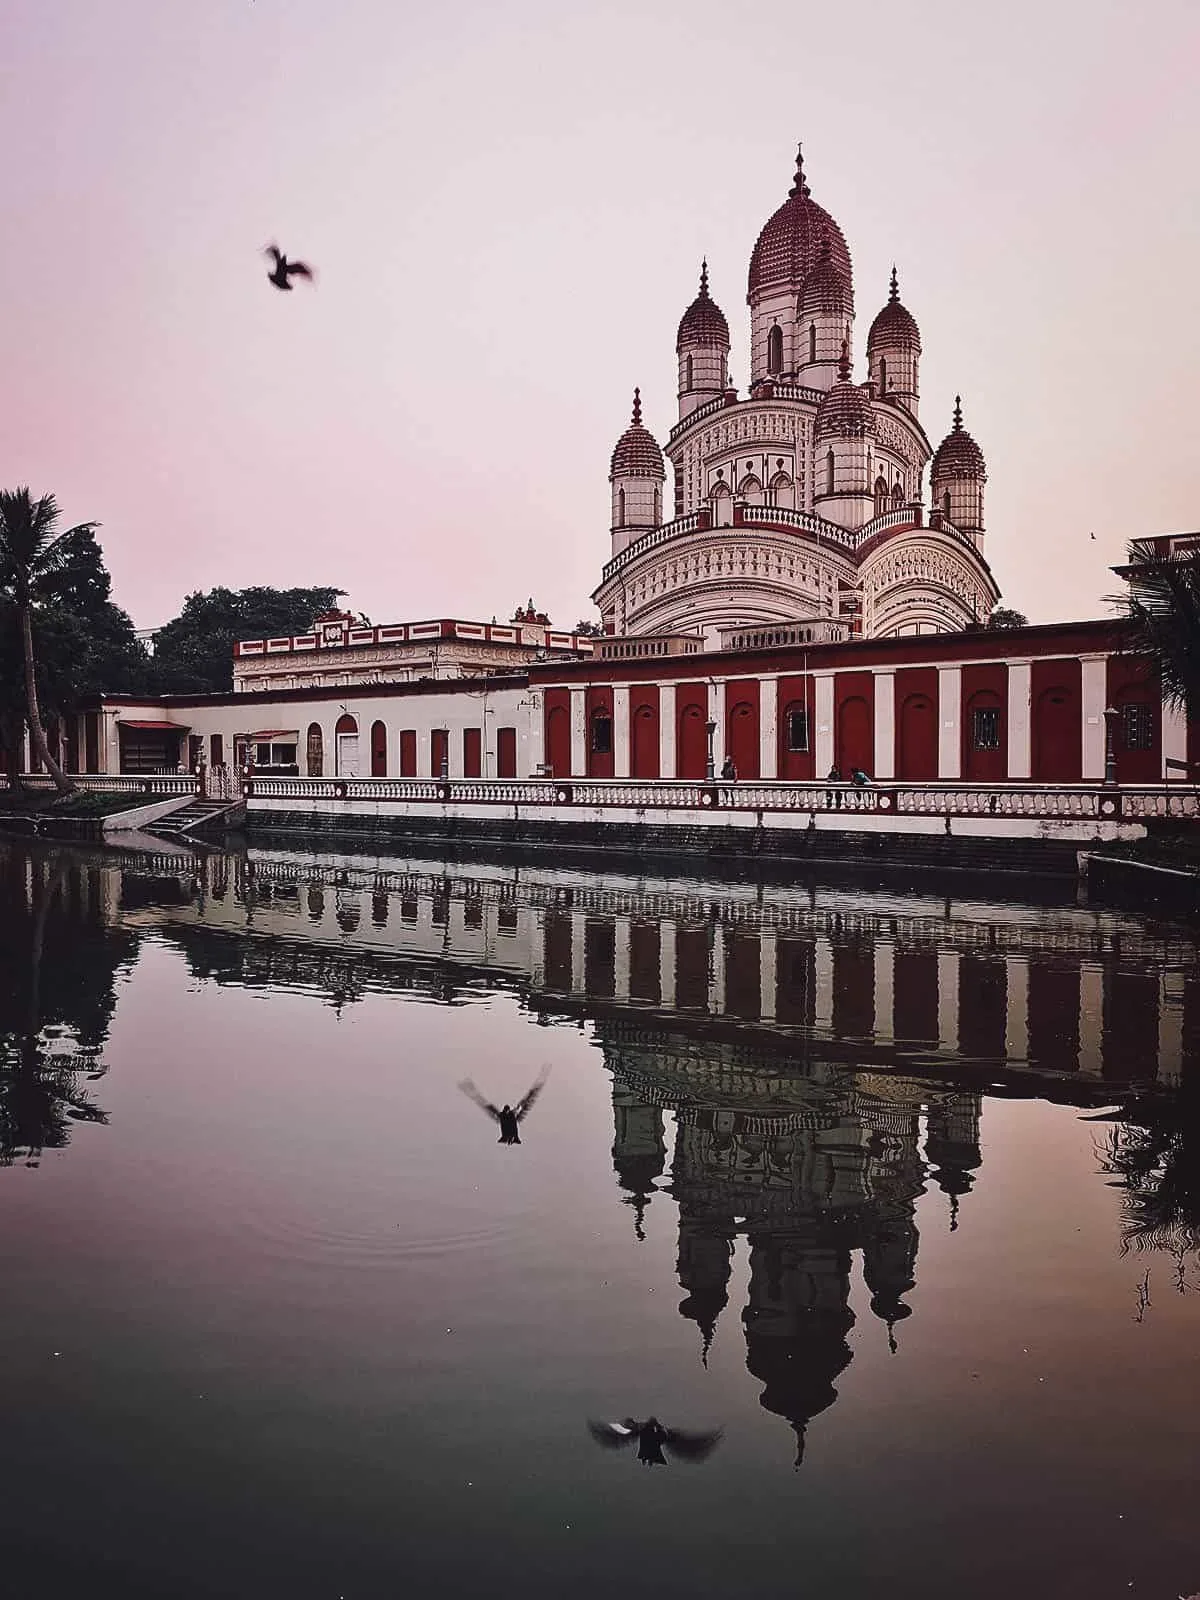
(632, 386, 642, 427)
(953, 394, 963, 431)
(838, 339, 851, 381)
(889, 264, 899, 302)
(699, 258, 709, 298)
(788, 141, 810, 200)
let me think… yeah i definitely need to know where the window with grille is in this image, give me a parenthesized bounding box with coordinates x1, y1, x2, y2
(591, 713, 613, 755)
(787, 708, 809, 751)
(1122, 703, 1154, 750)
(972, 707, 1000, 750)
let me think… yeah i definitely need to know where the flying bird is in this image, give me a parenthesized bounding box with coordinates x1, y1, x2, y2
(264, 245, 314, 291)
(458, 1066, 550, 1145)
(587, 1416, 723, 1467)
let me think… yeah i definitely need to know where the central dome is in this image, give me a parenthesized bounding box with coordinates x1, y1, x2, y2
(748, 146, 853, 302)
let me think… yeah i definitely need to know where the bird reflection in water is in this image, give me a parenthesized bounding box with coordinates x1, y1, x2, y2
(587, 1417, 723, 1467)
(458, 1066, 550, 1145)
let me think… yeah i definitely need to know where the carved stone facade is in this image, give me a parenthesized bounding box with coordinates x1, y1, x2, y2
(596, 146, 999, 643)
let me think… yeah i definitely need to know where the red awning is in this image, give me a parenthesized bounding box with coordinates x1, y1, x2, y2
(120, 720, 187, 732)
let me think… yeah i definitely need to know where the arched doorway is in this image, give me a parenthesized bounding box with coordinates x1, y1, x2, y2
(335, 713, 359, 778)
(896, 693, 937, 781)
(370, 720, 387, 777)
(1032, 679, 1081, 782)
(546, 705, 570, 778)
(677, 701, 708, 779)
(837, 696, 872, 774)
(306, 723, 323, 777)
(631, 700, 660, 778)
(726, 699, 760, 779)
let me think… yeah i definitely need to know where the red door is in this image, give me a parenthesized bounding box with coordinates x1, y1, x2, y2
(677, 696, 708, 779)
(726, 697, 760, 779)
(546, 704, 570, 778)
(431, 728, 449, 777)
(837, 696, 872, 773)
(1031, 661, 1081, 781)
(496, 726, 517, 778)
(399, 730, 416, 776)
(463, 726, 482, 778)
(631, 693, 660, 778)
(370, 720, 388, 777)
(897, 693, 937, 780)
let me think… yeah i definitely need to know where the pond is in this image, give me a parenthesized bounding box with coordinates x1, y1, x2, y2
(2, 838, 1199, 1600)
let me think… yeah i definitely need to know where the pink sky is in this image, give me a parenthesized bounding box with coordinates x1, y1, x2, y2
(4, 0, 1198, 631)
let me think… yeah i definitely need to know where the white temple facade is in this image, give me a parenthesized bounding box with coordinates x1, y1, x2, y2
(593, 146, 999, 646)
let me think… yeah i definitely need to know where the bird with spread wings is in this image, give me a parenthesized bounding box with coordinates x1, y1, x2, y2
(587, 1417, 723, 1467)
(458, 1066, 550, 1145)
(264, 244, 314, 291)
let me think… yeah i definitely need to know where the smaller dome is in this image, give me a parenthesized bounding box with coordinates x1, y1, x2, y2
(814, 345, 875, 440)
(932, 397, 986, 480)
(676, 260, 730, 351)
(609, 388, 665, 480)
(867, 267, 921, 351)
(799, 237, 851, 316)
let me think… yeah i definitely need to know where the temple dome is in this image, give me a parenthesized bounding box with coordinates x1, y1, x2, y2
(867, 267, 921, 351)
(609, 389, 665, 480)
(748, 146, 853, 302)
(932, 397, 986, 479)
(799, 237, 852, 316)
(814, 347, 875, 440)
(676, 261, 730, 350)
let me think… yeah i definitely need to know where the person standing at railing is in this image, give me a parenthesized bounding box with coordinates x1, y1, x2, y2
(721, 757, 737, 781)
(850, 768, 871, 786)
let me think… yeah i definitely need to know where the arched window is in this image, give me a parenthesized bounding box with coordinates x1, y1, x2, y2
(334, 713, 359, 779)
(590, 708, 613, 756)
(892, 480, 904, 507)
(686, 354, 693, 389)
(826, 450, 835, 496)
(617, 487, 625, 527)
(874, 475, 889, 515)
(740, 473, 762, 501)
(942, 490, 952, 522)
(809, 323, 817, 364)
(767, 325, 783, 375)
(306, 722, 323, 778)
(370, 719, 387, 777)
(709, 479, 731, 499)
(879, 356, 888, 396)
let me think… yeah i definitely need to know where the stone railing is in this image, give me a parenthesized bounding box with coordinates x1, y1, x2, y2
(244, 775, 1197, 821)
(667, 393, 733, 442)
(600, 512, 710, 583)
(11, 773, 199, 797)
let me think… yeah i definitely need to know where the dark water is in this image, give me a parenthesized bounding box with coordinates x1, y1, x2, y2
(3, 839, 1200, 1600)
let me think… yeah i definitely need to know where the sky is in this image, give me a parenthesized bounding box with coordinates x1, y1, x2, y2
(3, 0, 1198, 632)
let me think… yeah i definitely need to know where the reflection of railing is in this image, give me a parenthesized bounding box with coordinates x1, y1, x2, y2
(13, 773, 198, 796)
(243, 775, 1199, 821)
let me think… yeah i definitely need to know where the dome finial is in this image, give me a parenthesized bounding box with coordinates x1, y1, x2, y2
(632, 387, 642, 426)
(953, 394, 963, 431)
(838, 339, 851, 381)
(789, 141, 810, 200)
(889, 264, 899, 302)
(699, 258, 709, 297)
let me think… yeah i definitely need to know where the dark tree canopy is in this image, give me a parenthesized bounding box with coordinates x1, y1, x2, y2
(985, 606, 1029, 630)
(150, 585, 344, 694)
(1113, 549, 1200, 713)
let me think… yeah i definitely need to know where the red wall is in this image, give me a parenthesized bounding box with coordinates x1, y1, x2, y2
(777, 674, 815, 780)
(835, 671, 875, 774)
(676, 682, 708, 779)
(1031, 659, 1082, 781)
(1106, 656, 1161, 783)
(894, 666, 938, 780)
(586, 685, 614, 778)
(544, 688, 571, 778)
(630, 685, 660, 778)
(961, 663, 1008, 782)
(724, 679, 761, 779)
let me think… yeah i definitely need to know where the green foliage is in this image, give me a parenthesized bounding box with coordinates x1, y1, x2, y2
(985, 606, 1029, 630)
(150, 585, 344, 694)
(1112, 550, 1200, 713)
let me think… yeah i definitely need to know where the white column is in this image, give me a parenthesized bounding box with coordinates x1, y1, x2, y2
(660, 919, 677, 1008)
(874, 671, 896, 781)
(873, 940, 894, 1042)
(759, 676, 779, 779)
(418, 729, 432, 779)
(937, 667, 962, 780)
(814, 936, 835, 1031)
(1162, 702, 1187, 782)
(613, 686, 631, 779)
(760, 926, 777, 1021)
(1078, 962, 1104, 1076)
(708, 923, 726, 1015)
(1005, 955, 1029, 1063)
(937, 950, 960, 1052)
(1007, 661, 1032, 780)
(660, 684, 677, 779)
(707, 681, 724, 771)
(814, 674, 835, 775)
(569, 687, 587, 778)
(525, 691, 544, 779)
(1081, 656, 1107, 781)
(613, 915, 632, 1000)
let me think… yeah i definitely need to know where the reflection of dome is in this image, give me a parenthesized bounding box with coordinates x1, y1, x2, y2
(748, 146, 853, 301)
(799, 237, 851, 316)
(676, 261, 730, 350)
(609, 388, 665, 480)
(814, 347, 875, 440)
(867, 266, 921, 351)
(932, 397, 986, 480)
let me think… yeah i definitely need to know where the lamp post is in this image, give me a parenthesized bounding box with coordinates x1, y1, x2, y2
(705, 720, 717, 782)
(1103, 705, 1118, 788)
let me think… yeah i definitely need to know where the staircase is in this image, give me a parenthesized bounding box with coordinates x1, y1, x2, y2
(146, 798, 244, 839)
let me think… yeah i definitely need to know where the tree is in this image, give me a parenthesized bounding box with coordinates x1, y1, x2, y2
(0, 489, 105, 795)
(1113, 548, 1200, 713)
(985, 606, 1028, 630)
(150, 585, 344, 693)
(573, 619, 606, 637)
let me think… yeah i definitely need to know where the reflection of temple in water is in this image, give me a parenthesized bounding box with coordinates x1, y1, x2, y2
(606, 1028, 982, 1465)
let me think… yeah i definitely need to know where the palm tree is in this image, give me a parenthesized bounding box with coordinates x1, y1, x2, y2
(0, 488, 98, 795)
(1114, 545, 1200, 713)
